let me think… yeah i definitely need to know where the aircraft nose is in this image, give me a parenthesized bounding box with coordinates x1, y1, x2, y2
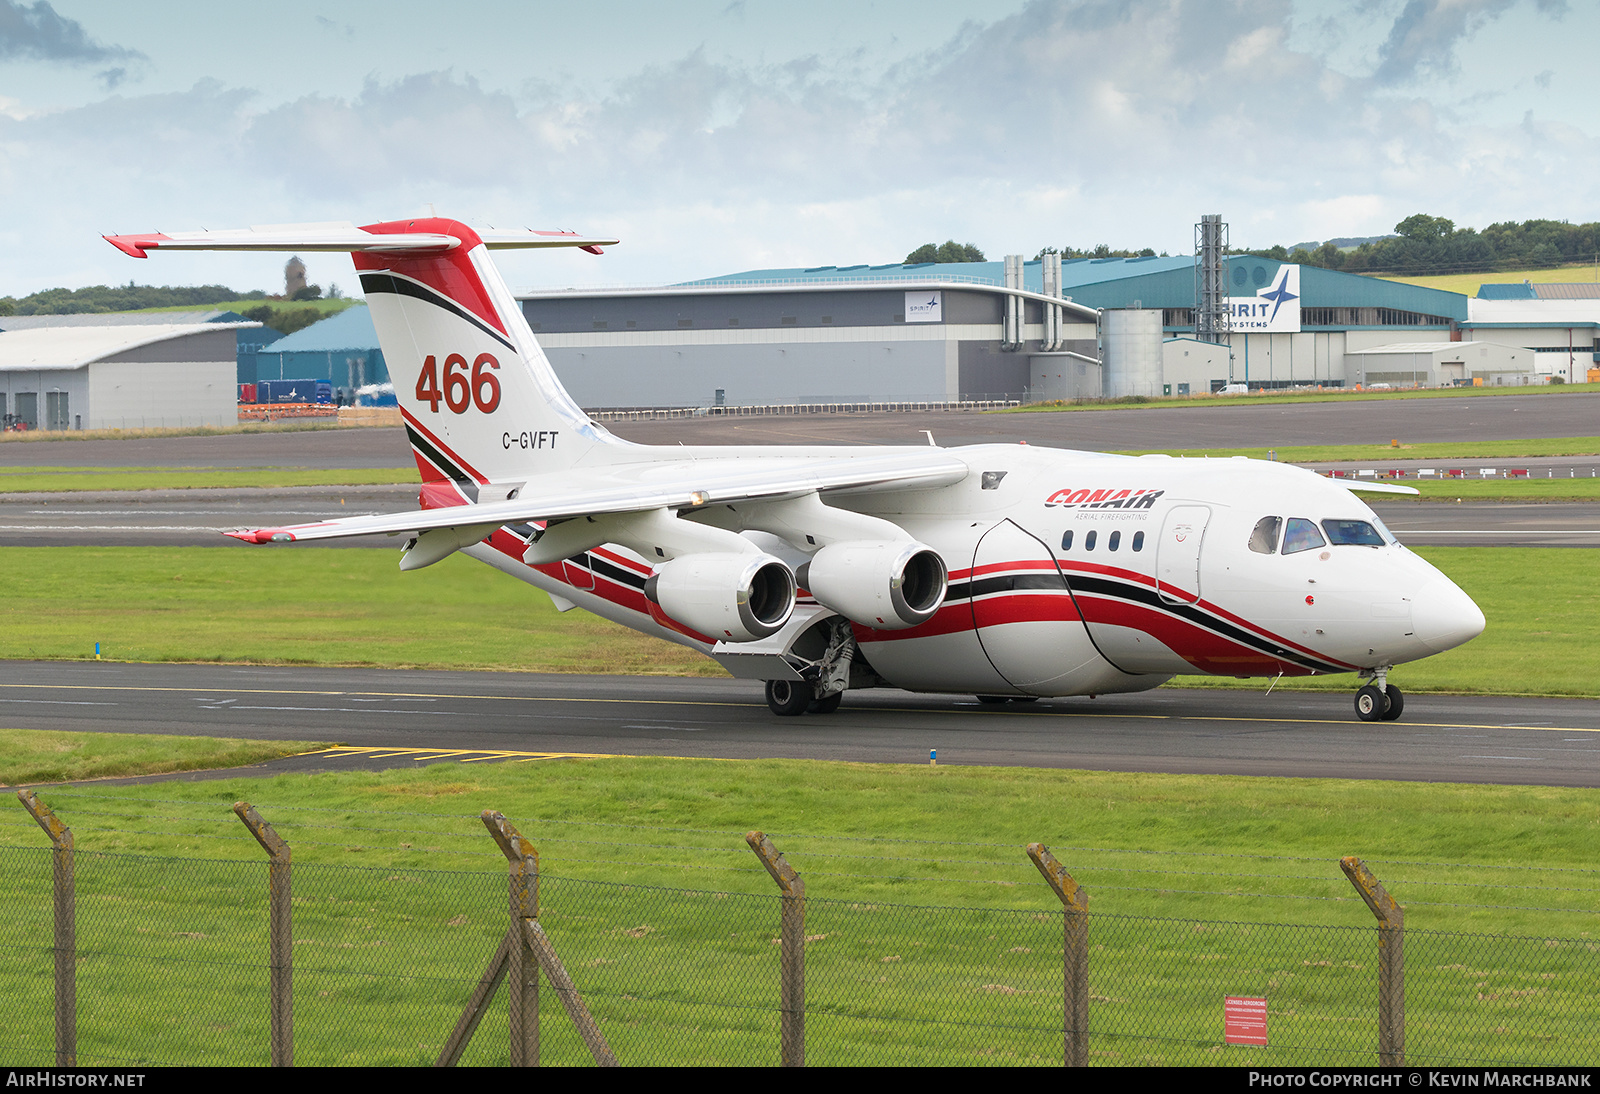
(1411, 576, 1486, 654)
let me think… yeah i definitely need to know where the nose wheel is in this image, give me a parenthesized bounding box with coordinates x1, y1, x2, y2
(1354, 679, 1404, 722)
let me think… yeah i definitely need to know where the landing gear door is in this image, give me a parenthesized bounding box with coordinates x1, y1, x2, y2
(1156, 505, 1210, 606)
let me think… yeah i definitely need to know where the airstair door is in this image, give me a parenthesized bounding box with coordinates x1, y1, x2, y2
(1155, 505, 1210, 605)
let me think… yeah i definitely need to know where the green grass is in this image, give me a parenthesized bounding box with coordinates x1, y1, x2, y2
(0, 420, 384, 446)
(3, 756, 1596, 1065)
(1119, 437, 1600, 462)
(0, 546, 720, 676)
(0, 545, 1587, 695)
(132, 297, 362, 317)
(0, 465, 414, 492)
(0, 728, 324, 785)
(1382, 478, 1600, 500)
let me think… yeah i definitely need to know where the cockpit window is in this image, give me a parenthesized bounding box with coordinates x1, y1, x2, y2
(1281, 517, 1326, 555)
(1322, 519, 1386, 547)
(1248, 516, 1281, 555)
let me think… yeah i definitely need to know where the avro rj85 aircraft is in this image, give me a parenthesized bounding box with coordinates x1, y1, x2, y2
(107, 217, 1485, 721)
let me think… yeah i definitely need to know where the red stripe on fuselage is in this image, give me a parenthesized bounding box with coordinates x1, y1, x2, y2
(1056, 559, 1355, 672)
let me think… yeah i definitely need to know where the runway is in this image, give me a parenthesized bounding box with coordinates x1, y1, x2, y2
(4, 661, 1599, 788)
(2, 391, 1596, 469)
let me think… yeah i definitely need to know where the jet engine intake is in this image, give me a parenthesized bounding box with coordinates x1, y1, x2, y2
(799, 540, 947, 629)
(643, 553, 796, 643)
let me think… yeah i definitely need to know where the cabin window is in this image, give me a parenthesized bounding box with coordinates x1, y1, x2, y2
(1084, 530, 1097, 551)
(1282, 517, 1326, 555)
(1249, 516, 1281, 554)
(1132, 531, 1144, 551)
(1108, 530, 1121, 551)
(1322, 519, 1385, 547)
(1060, 530, 1073, 551)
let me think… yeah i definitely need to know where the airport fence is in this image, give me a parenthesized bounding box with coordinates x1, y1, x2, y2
(2, 790, 1597, 1068)
(584, 400, 1021, 421)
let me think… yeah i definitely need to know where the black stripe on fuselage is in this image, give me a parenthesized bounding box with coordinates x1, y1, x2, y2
(358, 271, 516, 353)
(1065, 570, 1345, 673)
(963, 573, 1070, 600)
(568, 552, 648, 591)
(405, 424, 479, 502)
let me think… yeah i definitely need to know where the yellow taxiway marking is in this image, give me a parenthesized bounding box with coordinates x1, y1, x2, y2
(305, 746, 616, 763)
(2, 681, 1598, 735)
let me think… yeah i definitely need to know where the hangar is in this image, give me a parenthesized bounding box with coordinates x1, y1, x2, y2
(519, 253, 1483, 405)
(0, 313, 249, 429)
(520, 255, 1100, 407)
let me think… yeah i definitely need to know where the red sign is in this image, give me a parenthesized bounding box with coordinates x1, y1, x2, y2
(1224, 996, 1268, 1046)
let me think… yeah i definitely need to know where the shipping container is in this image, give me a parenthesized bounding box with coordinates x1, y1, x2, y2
(258, 379, 332, 404)
(238, 383, 257, 404)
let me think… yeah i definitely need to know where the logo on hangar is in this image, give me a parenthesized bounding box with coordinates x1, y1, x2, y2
(1045, 487, 1164, 510)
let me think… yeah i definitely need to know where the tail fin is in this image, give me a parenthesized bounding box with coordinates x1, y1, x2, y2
(106, 217, 627, 498)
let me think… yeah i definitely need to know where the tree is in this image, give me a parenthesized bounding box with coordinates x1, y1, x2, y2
(1394, 214, 1455, 244)
(904, 240, 986, 264)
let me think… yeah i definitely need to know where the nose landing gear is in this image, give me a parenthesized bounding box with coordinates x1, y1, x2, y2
(1354, 668, 1404, 722)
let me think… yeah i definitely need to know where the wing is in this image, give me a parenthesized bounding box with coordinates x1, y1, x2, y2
(1337, 480, 1421, 496)
(226, 449, 970, 543)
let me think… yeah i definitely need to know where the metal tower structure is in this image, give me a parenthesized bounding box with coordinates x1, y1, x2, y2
(1194, 214, 1230, 348)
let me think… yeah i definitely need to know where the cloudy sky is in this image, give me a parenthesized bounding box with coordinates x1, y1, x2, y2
(0, 0, 1592, 297)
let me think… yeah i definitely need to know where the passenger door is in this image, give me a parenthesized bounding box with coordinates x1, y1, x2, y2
(1155, 505, 1210, 605)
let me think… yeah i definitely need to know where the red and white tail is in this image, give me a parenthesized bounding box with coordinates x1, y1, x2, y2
(106, 218, 627, 501)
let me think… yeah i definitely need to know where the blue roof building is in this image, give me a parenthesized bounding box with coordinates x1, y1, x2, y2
(246, 305, 391, 400)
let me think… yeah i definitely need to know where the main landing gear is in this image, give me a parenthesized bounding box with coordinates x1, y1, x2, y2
(1354, 667, 1404, 722)
(764, 618, 855, 716)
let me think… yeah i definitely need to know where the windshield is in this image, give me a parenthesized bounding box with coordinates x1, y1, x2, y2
(1321, 519, 1386, 547)
(1282, 517, 1326, 555)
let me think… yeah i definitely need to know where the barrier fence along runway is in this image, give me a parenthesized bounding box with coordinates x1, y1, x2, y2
(4, 790, 1599, 1067)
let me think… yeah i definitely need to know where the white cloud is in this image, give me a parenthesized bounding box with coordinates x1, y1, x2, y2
(5, 0, 1600, 297)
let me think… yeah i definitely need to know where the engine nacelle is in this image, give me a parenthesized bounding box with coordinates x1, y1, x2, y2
(800, 540, 947, 630)
(643, 553, 796, 643)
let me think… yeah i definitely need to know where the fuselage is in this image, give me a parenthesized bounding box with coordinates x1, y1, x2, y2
(465, 443, 1486, 698)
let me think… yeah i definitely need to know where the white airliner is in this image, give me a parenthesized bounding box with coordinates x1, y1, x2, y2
(107, 217, 1485, 721)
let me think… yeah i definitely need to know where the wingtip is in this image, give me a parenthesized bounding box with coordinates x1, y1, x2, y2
(225, 528, 295, 544)
(104, 233, 162, 259)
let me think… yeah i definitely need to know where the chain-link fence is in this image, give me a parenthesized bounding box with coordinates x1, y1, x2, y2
(4, 791, 1598, 1067)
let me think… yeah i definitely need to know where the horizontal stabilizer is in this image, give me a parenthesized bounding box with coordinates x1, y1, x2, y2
(105, 222, 618, 258)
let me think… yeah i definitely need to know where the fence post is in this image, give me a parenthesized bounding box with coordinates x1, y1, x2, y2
(1341, 856, 1404, 1067)
(746, 831, 805, 1067)
(1027, 843, 1089, 1067)
(233, 802, 292, 1067)
(17, 790, 74, 1067)
(483, 810, 539, 1066)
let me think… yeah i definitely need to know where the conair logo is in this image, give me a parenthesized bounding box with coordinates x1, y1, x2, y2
(415, 353, 501, 414)
(1044, 488, 1164, 510)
